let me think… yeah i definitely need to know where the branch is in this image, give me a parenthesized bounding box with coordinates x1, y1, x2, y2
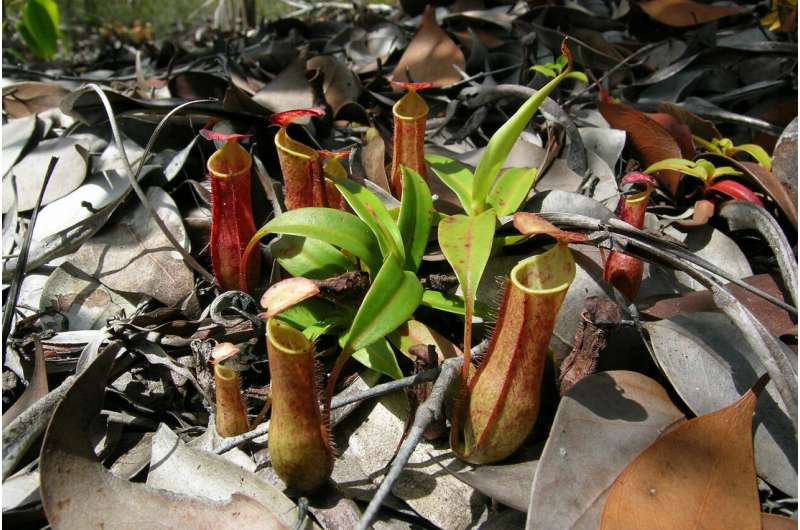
(355, 356, 464, 530)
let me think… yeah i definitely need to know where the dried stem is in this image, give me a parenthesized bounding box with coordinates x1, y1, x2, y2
(355, 356, 464, 530)
(2, 157, 58, 363)
(87, 84, 217, 286)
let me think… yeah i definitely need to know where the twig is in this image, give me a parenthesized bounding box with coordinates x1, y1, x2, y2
(2, 157, 58, 364)
(540, 212, 797, 430)
(87, 84, 218, 286)
(355, 356, 464, 530)
(213, 364, 447, 455)
(717, 201, 798, 305)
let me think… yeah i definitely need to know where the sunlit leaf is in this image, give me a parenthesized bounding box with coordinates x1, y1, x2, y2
(425, 153, 474, 213)
(487, 167, 538, 217)
(270, 235, 354, 280)
(352, 338, 403, 379)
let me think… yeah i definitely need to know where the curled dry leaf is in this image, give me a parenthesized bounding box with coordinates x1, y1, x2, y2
(391, 6, 466, 86)
(40, 344, 287, 530)
(598, 100, 682, 195)
(640, 0, 743, 27)
(599, 376, 768, 530)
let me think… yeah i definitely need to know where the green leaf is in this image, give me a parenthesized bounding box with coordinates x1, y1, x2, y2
(270, 235, 354, 280)
(245, 208, 382, 275)
(275, 298, 339, 330)
(331, 175, 405, 262)
(728, 144, 772, 170)
(565, 71, 589, 83)
(22, 0, 59, 59)
(352, 338, 403, 379)
(425, 153, 474, 213)
(16, 20, 45, 59)
(530, 65, 557, 78)
(710, 166, 744, 181)
(438, 210, 496, 353)
(645, 158, 709, 182)
(421, 289, 492, 319)
(556, 55, 569, 69)
(397, 166, 434, 271)
(486, 167, 538, 216)
(340, 254, 423, 354)
(472, 67, 572, 212)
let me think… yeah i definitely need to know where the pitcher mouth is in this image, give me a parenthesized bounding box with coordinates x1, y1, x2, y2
(393, 89, 428, 122)
(510, 242, 576, 295)
(267, 318, 312, 356)
(274, 128, 318, 161)
(207, 140, 252, 179)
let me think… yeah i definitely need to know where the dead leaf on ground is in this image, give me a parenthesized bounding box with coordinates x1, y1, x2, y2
(2, 115, 37, 175)
(40, 343, 287, 529)
(644, 312, 797, 497)
(640, 0, 743, 27)
(762, 513, 799, 529)
(253, 57, 314, 113)
(3, 82, 69, 117)
(307, 56, 362, 113)
(65, 187, 194, 307)
(2, 340, 48, 425)
(599, 376, 767, 530)
(391, 6, 466, 86)
(527, 371, 685, 530)
(598, 100, 682, 194)
(3, 136, 89, 213)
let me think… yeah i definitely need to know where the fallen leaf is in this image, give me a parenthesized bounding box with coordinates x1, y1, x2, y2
(3, 136, 88, 213)
(361, 130, 391, 193)
(65, 187, 194, 307)
(391, 6, 466, 86)
(40, 344, 287, 530)
(526, 371, 685, 529)
(253, 57, 314, 113)
(771, 118, 797, 205)
(598, 100, 682, 194)
(3, 81, 68, 117)
(147, 424, 315, 529)
(640, 0, 742, 27)
(2, 115, 37, 176)
(762, 513, 799, 529)
(644, 312, 797, 496)
(307, 55, 361, 113)
(2, 340, 48, 425)
(39, 267, 137, 330)
(641, 274, 796, 340)
(599, 376, 766, 530)
(646, 112, 695, 158)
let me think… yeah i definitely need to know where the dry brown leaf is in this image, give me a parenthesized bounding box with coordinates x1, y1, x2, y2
(640, 0, 742, 27)
(40, 343, 287, 530)
(599, 376, 767, 530)
(761, 513, 799, 529)
(2, 340, 48, 425)
(646, 112, 695, 158)
(391, 6, 466, 86)
(2, 82, 68, 117)
(598, 100, 682, 194)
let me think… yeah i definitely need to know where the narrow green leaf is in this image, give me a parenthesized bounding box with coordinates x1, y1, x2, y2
(244, 208, 382, 276)
(556, 55, 569, 69)
(23, 0, 59, 59)
(16, 20, 45, 58)
(565, 71, 589, 83)
(421, 290, 492, 319)
(425, 153, 474, 213)
(530, 65, 557, 77)
(486, 167, 538, 216)
(710, 166, 744, 181)
(644, 158, 708, 181)
(341, 254, 423, 354)
(472, 67, 572, 212)
(270, 235, 354, 279)
(332, 175, 405, 262)
(729, 144, 772, 170)
(397, 166, 434, 271)
(352, 338, 403, 379)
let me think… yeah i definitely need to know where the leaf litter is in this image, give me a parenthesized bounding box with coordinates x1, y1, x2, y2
(1, 1, 797, 528)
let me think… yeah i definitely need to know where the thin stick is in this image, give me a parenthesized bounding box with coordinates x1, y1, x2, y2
(2, 157, 58, 363)
(87, 84, 218, 286)
(213, 364, 446, 455)
(355, 356, 464, 530)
